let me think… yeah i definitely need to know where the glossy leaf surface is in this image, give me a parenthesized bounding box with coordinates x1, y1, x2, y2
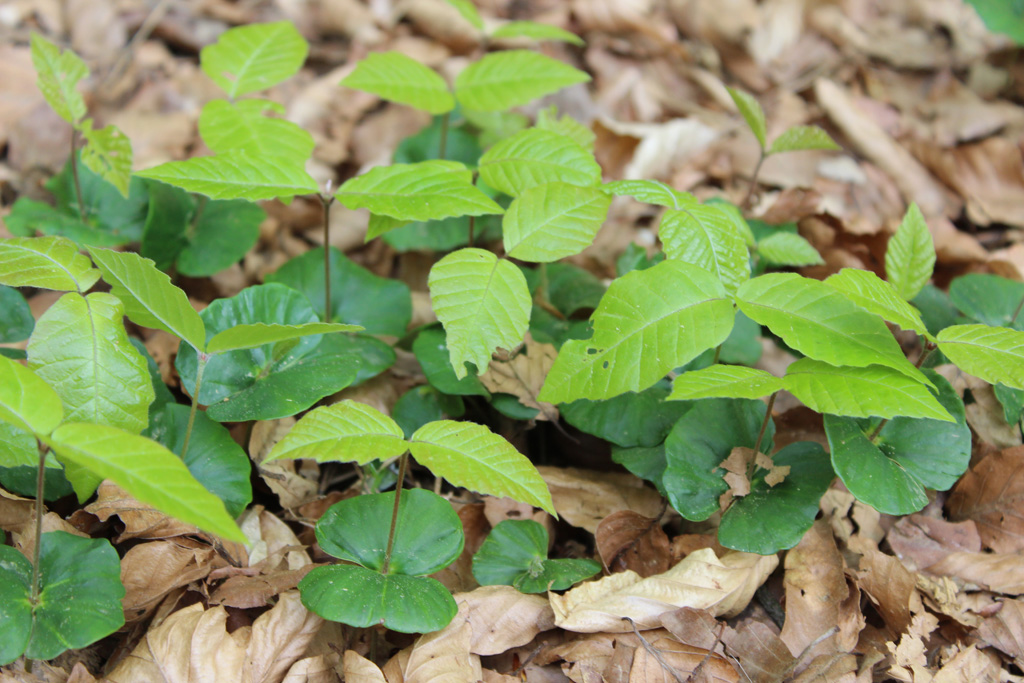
(669, 365, 783, 401)
(0, 236, 100, 292)
(885, 203, 935, 301)
(198, 99, 314, 165)
(472, 520, 600, 592)
(478, 129, 601, 197)
(413, 325, 490, 397)
(825, 268, 929, 337)
(30, 33, 87, 123)
(604, 180, 697, 209)
(0, 287, 33, 342)
(0, 355, 63, 436)
(200, 21, 308, 97)
(137, 150, 319, 201)
(726, 87, 766, 148)
(80, 123, 133, 197)
(454, 50, 590, 111)
(562, 380, 691, 448)
(264, 400, 408, 465)
(206, 321, 362, 354)
(768, 125, 840, 154)
(937, 324, 1024, 389)
(341, 51, 454, 114)
(503, 182, 610, 262)
(756, 232, 823, 267)
(659, 205, 750, 294)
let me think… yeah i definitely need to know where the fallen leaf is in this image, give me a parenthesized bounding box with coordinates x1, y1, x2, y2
(250, 417, 321, 509)
(629, 635, 739, 682)
(343, 650, 387, 683)
(721, 619, 797, 683)
(121, 539, 218, 623)
(595, 510, 672, 577)
(538, 466, 665, 533)
(455, 585, 555, 656)
(857, 545, 918, 637)
(780, 521, 849, 658)
(404, 611, 481, 683)
(480, 335, 559, 421)
(550, 548, 778, 632)
(947, 445, 1024, 553)
(926, 551, 1024, 595)
(978, 599, 1024, 665)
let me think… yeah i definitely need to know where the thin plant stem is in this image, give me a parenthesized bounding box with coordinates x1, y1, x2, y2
(438, 111, 450, 160)
(70, 130, 86, 222)
(870, 341, 936, 441)
(747, 391, 778, 480)
(30, 444, 46, 606)
(321, 195, 335, 323)
(181, 353, 208, 462)
(741, 149, 765, 211)
(1011, 294, 1024, 327)
(380, 452, 409, 575)
(712, 344, 722, 365)
(467, 215, 476, 248)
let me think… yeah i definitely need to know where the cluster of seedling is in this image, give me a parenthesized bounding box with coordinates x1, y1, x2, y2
(2, 0, 1023, 664)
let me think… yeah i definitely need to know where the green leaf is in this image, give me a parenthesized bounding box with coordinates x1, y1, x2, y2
(535, 106, 595, 150)
(340, 52, 454, 115)
(144, 404, 252, 518)
(756, 232, 823, 267)
(30, 33, 87, 124)
(0, 355, 63, 436)
(616, 243, 664, 276)
(46, 423, 246, 542)
(137, 150, 318, 201)
(707, 200, 756, 248)
(658, 205, 750, 295)
(663, 398, 772, 521)
(0, 286, 33, 343)
(198, 99, 314, 165)
(177, 198, 265, 277)
(207, 321, 362, 354)
(393, 386, 464, 438)
(86, 246, 207, 352)
(965, 0, 1024, 45)
(524, 262, 606, 316)
(736, 273, 928, 385)
(264, 400, 408, 464)
(317, 489, 463, 575)
(265, 246, 412, 336)
(491, 21, 585, 45)
(783, 358, 953, 421)
(454, 50, 590, 112)
(503, 182, 611, 262)
(995, 383, 1024, 425)
(825, 268, 929, 337)
(79, 122, 133, 197)
(462, 108, 529, 147)
(410, 420, 556, 514)
(949, 273, 1024, 330)
(914, 285, 960, 337)
(336, 160, 502, 221)
(27, 292, 154, 434)
(413, 325, 490, 397)
(937, 324, 1024, 389)
(200, 21, 308, 98)
(300, 565, 456, 633)
(0, 532, 124, 665)
(885, 203, 935, 301)
(768, 125, 840, 155)
(0, 235, 101, 293)
(335, 334, 396, 386)
(603, 180, 697, 210)
(669, 365, 783, 401)
(538, 261, 735, 403)
(472, 520, 600, 593)
(443, 0, 484, 30)
(726, 87, 767, 149)
(428, 248, 531, 379)
(718, 442, 834, 555)
(720, 311, 763, 365)
(825, 418, 924, 515)
(478, 128, 601, 197)
(561, 380, 691, 448)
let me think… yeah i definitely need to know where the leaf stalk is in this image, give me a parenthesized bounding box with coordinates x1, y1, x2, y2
(380, 452, 409, 575)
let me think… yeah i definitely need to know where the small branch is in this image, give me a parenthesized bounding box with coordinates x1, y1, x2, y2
(467, 215, 475, 248)
(320, 194, 335, 323)
(741, 150, 766, 211)
(181, 352, 208, 461)
(70, 130, 86, 222)
(380, 452, 409, 575)
(1012, 294, 1024, 327)
(748, 391, 778, 481)
(30, 443, 46, 606)
(712, 344, 722, 365)
(438, 111, 450, 160)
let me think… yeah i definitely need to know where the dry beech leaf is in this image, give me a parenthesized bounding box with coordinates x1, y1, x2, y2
(926, 551, 1024, 595)
(885, 612, 939, 682)
(404, 611, 482, 683)
(343, 650, 387, 683)
(106, 590, 322, 683)
(596, 510, 671, 577)
(480, 335, 559, 421)
(455, 585, 555, 656)
(857, 545, 918, 637)
(978, 599, 1024, 664)
(550, 548, 778, 632)
(780, 520, 848, 658)
(280, 653, 341, 683)
(948, 445, 1024, 553)
(84, 481, 199, 541)
(250, 417, 321, 509)
(721, 619, 797, 683)
(630, 636, 739, 683)
(538, 466, 664, 533)
(720, 447, 754, 500)
(121, 539, 218, 623)
(886, 514, 982, 572)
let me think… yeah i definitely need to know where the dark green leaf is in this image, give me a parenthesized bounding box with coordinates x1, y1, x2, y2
(995, 384, 1024, 425)
(949, 273, 1024, 330)
(0, 286, 33, 343)
(393, 385, 464, 438)
(46, 158, 150, 246)
(413, 325, 489, 397)
(472, 519, 600, 593)
(616, 243, 665, 276)
(561, 380, 691, 448)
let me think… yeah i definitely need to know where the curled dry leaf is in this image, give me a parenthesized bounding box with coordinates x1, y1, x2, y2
(343, 650, 387, 683)
(857, 545, 919, 637)
(455, 585, 556, 656)
(121, 539, 218, 623)
(404, 611, 481, 683)
(630, 635, 739, 683)
(978, 599, 1024, 665)
(550, 548, 778, 632)
(84, 481, 199, 541)
(538, 466, 665, 533)
(595, 509, 672, 577)
(721, 619, 797, 683)
(947, 445, 1024, 553)
(926, 552, 1024, 595)
(480, 335, 559, 421)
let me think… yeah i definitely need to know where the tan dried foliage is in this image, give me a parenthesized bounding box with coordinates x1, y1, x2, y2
(538, 466, 665, 533)
(455, 585, 555, 656)
(780, 521, 850, 658)
(343, 650, 388, 683)
(595, 510, 672, 577)
(120, 539, 218, 623)
(480, 335, 559, 421)
(948, 445, 1024, 553)
(978, 599, 1024, 665)
(84, 481, 199, 541)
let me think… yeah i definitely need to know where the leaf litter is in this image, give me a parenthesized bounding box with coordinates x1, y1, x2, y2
(2, 0, 1024, 680)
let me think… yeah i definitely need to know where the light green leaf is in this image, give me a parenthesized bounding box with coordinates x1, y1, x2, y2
(503, 182, 611, 262)
(937, 324, 1024, 390)
(410, 419, 555, 514)
(207, 322, 363, 354)
(736, 273, 928, 385)
(603, 180, 697, 210)
(136, 150, 318, 201)
(768, 125, 840, 155)
(825, 268, 929, 337)
(491, 21, 585, 45)
(86, 247, 207, 352)
(80, 122, 133, 198)
(200, 21, 308, 98)
(366, 214, 409, 241)
(726, 87, 766, 149)
(668, 365, 782, 401)
(658, 205, 750, 295)
(756, 232, 823, 267)
(27, 292, 154, 434)
(783, 358, 953, 421)
(478, 128, 601, 197)
(335, 160, 502, 221)
(538, 261, 735, 403)
(454, 50, 590, 112)
(30, 33, 88, 124)
(340, 52, 454, 115)
(707, 200, 756, 247)
(428, 249, 531, 379)
(885, 203, 935, 301)
(0, 236, 100, 292)
(443, 0, 484, 30)
(46, 423, 246, 542)
(536, 106, 595, 150)
(198, 99, 314, 165)
(0, 355, 63, 436)
(264, 400, 407, 464)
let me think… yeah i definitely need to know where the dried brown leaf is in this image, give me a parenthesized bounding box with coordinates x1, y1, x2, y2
(596, 510, 671, 577)
(344, 650, 388, 683)
(978, 599, 1024, 665)
(404, 611, 481, 683)
(479, 335, 559, 421)
(84, 481, 198, 541)
(628, 636, 738, 683)
(455, 585, 555, 656)
(780, 521, 848, 658)
(857, 546, 918, 637)
(948, 445, 1024, 553)
(121, 539, 218, 623)
(538, 466, 664, 533)
(721, 619, 796, 683)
